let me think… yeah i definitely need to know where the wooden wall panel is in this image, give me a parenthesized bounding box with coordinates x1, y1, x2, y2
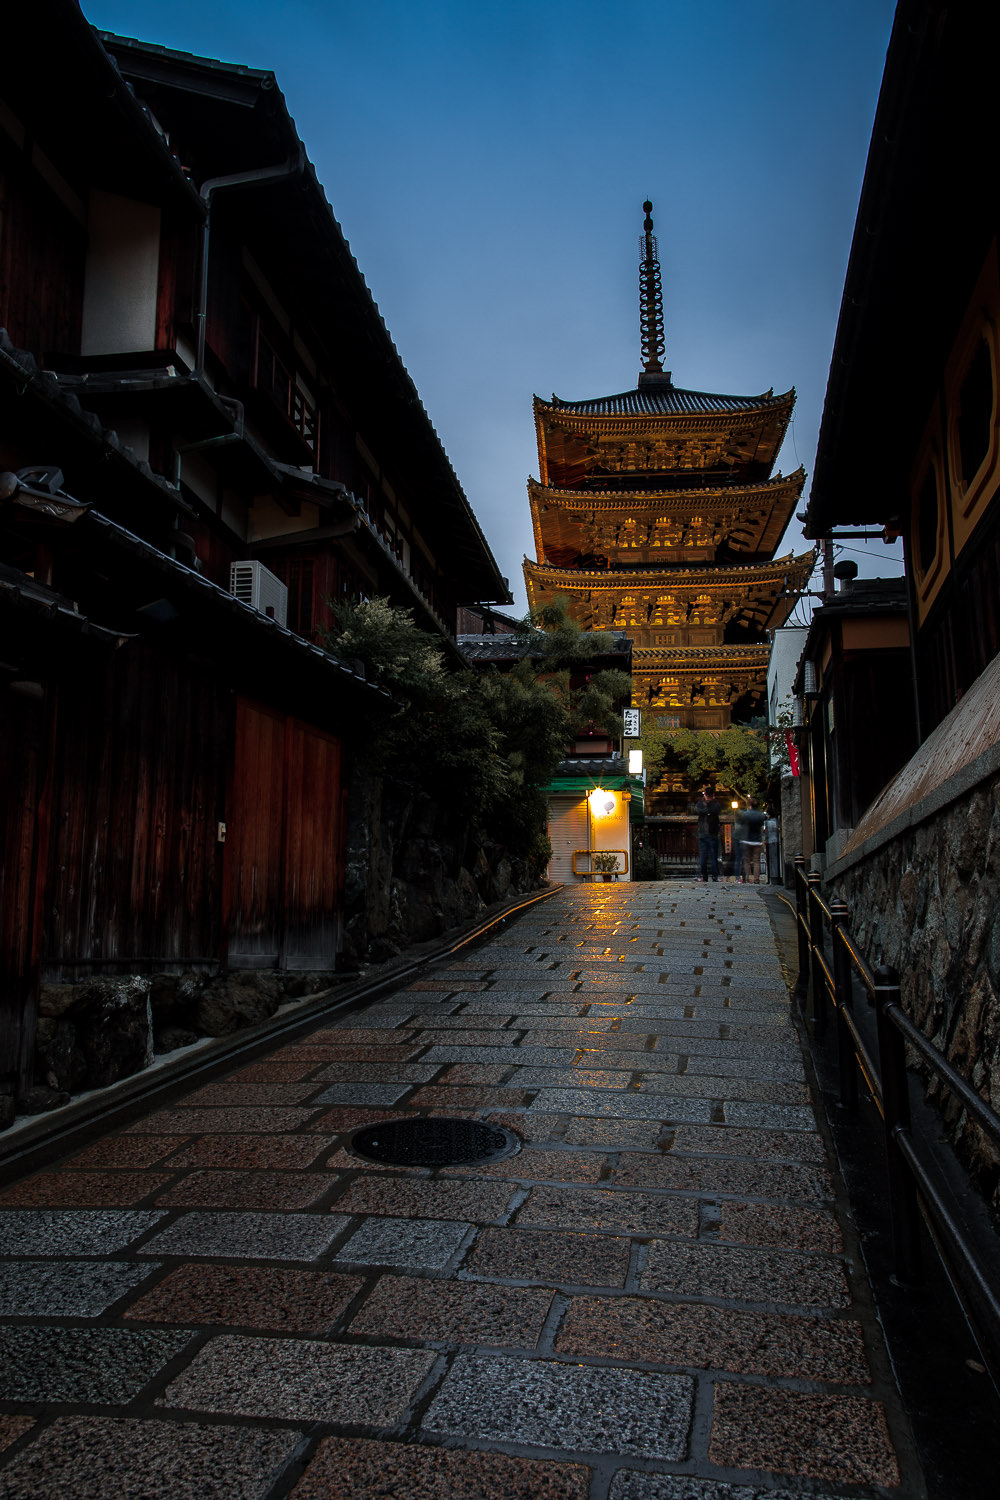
(43, 644, 228, 973)
(0, 142, 84, 360)
(0, 690, 50, 1092)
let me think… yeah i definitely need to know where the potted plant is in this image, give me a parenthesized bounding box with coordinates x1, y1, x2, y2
(592, 850, 620, 881)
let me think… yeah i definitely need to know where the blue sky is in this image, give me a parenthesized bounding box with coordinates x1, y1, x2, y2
(89, 0, 900, 613)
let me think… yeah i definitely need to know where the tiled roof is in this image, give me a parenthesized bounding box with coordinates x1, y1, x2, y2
(542, 385, 790, 418)
(79, 512, 384, 697)
(0, 562, 127, 644)
(552, 756, 627, 779)
(816, 579, 908, 614)
(458, 635, 541, 661)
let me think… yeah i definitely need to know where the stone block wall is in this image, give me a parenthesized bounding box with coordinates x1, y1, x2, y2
(828, 772, 1000, 1221)
(340, 768, 542, 966)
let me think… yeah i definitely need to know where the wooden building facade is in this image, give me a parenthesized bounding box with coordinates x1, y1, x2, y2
(805, 0, 1000, 746)
(800, 0, 1000, 1232)
(0, 1, 508, 1114)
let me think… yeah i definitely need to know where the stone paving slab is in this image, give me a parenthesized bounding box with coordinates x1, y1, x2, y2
(125, 1264, 363, 1333)
(723, 1102, 817, 1130)
(333, 1175, 514, 1222)
(334, 1215, 472, 1269)
(167, 1133, 333, 1169)
(516, 1185, 699, 1237)
(465, 1225, 632, 1287)
(158, 1335, 435, 1425)
(0, 1259, 158, 1318)
(350, 1273, 554, 1347)
(612, 1152, 832, 1201)
(539, 1033, 655, 1051)
(709, 1383, 900, 1486)
(0, 883, 913, 1499)
(0, 1326, 194, 1403)
(424, 1352, 694, 1459)
(528, 1088, 715, 1123)
(0, 1208, 166, 1255)
(608, 1476, 840, 1500)
(125, 1107, 319, 1133)
(670, 1124, 827, 1162)
(555, 1293, 871, 1382)
(0, 1417, 301, 1500)
(291, 1436, 591, 1499)
(0, 1170, 173, 1208)
(641, 1239, 852, 1308)
(420, 1044, 577, 1065)
(511, 1066, 636, 1088)
(636, 1075, 809, 1103)
(139, 1211, 350, 1261)
(153, 1170, 335, 1211)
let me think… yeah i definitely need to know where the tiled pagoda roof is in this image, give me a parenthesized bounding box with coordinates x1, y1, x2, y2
(543, 385, 791, 418)
(523, 552, 815, 592)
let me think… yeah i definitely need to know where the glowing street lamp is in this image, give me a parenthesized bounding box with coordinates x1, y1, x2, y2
(589, 788, 617, 818)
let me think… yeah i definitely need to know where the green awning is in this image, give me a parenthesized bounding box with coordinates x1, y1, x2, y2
(548, 776, 630, 791)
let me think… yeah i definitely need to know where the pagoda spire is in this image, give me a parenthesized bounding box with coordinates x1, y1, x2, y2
(638, 199, 669, 385)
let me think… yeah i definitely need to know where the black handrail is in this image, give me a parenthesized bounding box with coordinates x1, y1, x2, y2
(792, 854, 1000, 1375)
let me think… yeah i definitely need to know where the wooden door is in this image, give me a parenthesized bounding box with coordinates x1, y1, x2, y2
(282, 719, 341, 969)
(226, 699, 343, 969)
(226, 699, 286, 967)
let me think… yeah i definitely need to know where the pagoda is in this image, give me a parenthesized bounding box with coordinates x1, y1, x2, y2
(524, 201, 813, 812)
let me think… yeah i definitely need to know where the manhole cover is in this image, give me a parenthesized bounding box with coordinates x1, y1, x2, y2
(350, 1117, 520, 1168)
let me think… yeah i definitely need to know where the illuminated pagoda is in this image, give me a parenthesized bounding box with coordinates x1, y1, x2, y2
(524, 201, 813, 812)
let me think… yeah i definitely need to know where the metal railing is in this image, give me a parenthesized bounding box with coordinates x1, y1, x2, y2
(571, 849, 630, 880)
(792, 854, 1000, 1374)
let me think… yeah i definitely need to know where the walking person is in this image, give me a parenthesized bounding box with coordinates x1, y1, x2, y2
(691, 785, 721, 882)
(766, 808, 780, 884)
(740, 797, 766, 883)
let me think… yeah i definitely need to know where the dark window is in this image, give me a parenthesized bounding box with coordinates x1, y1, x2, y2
(957, 338, 994, 486)
(252, 321, 319, 458)
(916, 467, 939, 576)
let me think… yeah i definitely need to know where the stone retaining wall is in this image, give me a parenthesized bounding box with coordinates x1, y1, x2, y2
(340, 768, 542, 967)
(828, 772, 1000, 1221)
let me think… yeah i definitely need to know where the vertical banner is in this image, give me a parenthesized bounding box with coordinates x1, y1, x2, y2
(785, 730, 800, 777)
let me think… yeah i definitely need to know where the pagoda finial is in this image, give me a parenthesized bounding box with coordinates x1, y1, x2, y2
(638, 199, 669, 385)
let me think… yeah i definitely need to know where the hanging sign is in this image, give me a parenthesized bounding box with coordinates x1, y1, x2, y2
(623, 708, 641, 738)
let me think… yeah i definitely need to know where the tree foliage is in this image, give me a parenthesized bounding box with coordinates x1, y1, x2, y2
(526, 596, 630, 741)
(656, 724, 772, 804)
(320, 596, 632, 869)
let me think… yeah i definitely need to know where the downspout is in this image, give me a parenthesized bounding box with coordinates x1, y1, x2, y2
(194, 149, 306, 375)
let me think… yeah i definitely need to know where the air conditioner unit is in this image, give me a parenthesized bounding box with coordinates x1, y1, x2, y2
(229, 561, 288, 626)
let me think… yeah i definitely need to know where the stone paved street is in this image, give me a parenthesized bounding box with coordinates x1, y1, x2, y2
(0, 885, 916, 1498)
